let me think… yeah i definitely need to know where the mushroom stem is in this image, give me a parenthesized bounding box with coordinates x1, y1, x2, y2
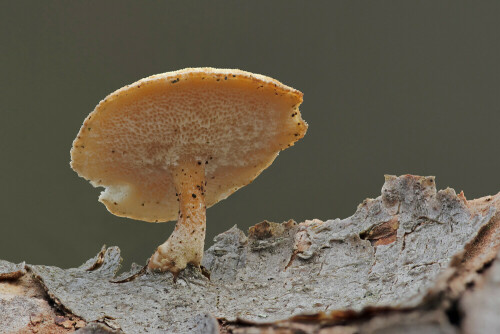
(148, 160, 207, 276)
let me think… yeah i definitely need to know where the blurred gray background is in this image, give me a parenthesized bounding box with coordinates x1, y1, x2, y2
(1, 1, 498, 269)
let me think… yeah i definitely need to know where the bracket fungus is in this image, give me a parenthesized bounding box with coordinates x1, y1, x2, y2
(70, 68, 307, 276)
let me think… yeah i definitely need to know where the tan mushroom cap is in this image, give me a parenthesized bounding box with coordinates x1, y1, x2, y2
(70, 68, 307, 222)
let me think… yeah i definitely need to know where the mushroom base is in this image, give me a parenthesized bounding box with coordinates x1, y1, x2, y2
(148, 162, 206, 277)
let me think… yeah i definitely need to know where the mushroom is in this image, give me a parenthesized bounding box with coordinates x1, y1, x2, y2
(70, 68, 307, 276)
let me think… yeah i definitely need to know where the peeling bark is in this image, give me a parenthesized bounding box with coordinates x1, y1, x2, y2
(0, 260, 26, 280)
(0, 271, 85, 333)
(0, 175, 499, 333)
(461, 251, 500, 334)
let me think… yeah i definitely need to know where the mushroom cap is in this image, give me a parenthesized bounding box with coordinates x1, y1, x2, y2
(71, 68, 307, 222)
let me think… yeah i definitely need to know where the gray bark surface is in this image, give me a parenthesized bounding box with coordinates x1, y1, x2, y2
(0, 260, 26, 280)
(1, 175, 499, 333)
(461, 250, 500, 334)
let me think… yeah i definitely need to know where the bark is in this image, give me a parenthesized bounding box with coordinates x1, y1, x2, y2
(0, 175, 499, 333)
